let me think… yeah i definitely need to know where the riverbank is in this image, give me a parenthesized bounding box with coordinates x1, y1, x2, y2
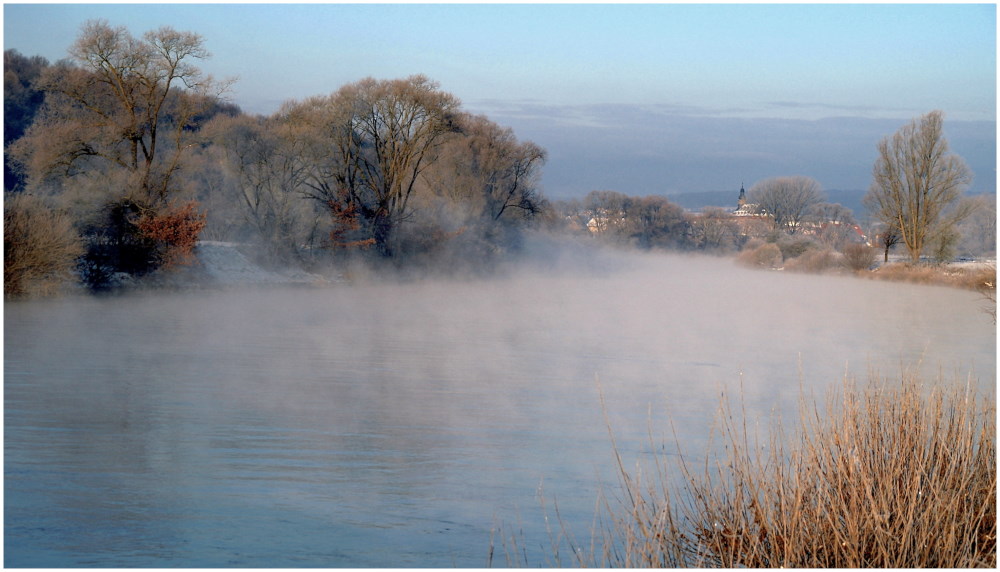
(7, 235, 996, 300)
(97, 241, 336, 292)
(863, 258, 995, 291)
(192, 241, 331, 286)
(190, 239, 996, 293)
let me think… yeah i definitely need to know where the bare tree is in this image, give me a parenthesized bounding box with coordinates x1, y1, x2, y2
(747, 176, 825, 234)
(955, 194, 997, 258)
(621, 195, 688, 249)
(204, 113, 316, 260)
(4, 49, 50, 191)
(270, 95, 361, 249)
(583, 190, 630, 235)
(9, 20, 228, 205)
(841, 243, 878, 272)
(406, 113, 550, 256)
(689, 207, 742, 253)
(864, 110, 972, 263)
(449, 113, 547, 224)
(312, 75, 461, 257)
(876, 223, 902, 263)
(809, 202, 860, 250)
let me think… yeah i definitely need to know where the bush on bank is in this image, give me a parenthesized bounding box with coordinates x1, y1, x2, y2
(4, 193, 83, 299)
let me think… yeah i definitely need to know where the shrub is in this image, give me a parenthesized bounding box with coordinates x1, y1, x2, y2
(954, 264, 997, 291)
(841, 243, 878, 272)
(78, 199, 207, 289)
(868, 262, 997, 298)
(775, 236, 816, 260)
(931, 226, 961, 263)
(4, 193, 84, 298)
(78, 198, 157, 288)
(871, 262, 941, 285)
(135, 200, 207, 269)
(785, 247, 839, 273)
(737, 242, 783, 269)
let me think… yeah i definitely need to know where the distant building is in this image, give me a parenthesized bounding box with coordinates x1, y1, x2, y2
(586, 208, 625, 233)
(733, 183, 760, 217)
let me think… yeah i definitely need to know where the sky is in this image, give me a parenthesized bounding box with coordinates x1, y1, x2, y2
(3, 2, 997, 199)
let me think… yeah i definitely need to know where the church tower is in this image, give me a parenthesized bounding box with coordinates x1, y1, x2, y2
(737, 183, 747, 209)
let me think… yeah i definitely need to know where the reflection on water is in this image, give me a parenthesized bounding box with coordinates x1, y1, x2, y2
(5, 253, 995, 566)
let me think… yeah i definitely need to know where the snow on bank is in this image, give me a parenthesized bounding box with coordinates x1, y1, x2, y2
(194, 241, 329, 286)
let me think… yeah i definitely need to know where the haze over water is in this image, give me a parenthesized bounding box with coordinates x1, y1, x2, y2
(5, 251, 995, 567)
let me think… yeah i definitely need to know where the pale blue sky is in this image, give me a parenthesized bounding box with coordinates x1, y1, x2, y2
(4, 3, 995, 119)
(3, 3, 996, 196)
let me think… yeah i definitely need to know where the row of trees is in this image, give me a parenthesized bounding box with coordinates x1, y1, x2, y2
(3, 21, 989, 298)
(5, 20, 550, 294)
(577, 109, 987, 267)
(557, 178, 861, 254)
(570, 110, 986, 266)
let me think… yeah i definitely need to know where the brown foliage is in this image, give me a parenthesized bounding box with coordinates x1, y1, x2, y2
(683, 375, 995, 567)
(135, 201, 207, 268)
(869, 261, 996, 291)
(841, 243, 878, 272)
(736, 241, 783, 269)
(326, 198, 363, 248)
(4, 193, 84, 298)
(784, 247, 839, 273)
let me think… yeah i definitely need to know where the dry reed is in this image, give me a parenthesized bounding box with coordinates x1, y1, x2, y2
(671, 373, 997, 568)
(507, 372, 996, 568)
(869, 262, 996, 292)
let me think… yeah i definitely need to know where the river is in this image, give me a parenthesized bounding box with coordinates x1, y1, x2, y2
(5, 251, 995, 567)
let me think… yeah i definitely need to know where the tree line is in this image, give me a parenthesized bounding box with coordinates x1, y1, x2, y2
(4, 20, 993, 298)
(551, 178, 870, 255)
(4, 21, 548, 295)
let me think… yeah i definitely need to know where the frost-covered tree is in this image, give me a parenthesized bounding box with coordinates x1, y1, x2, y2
(748, 176, 825, 234)
(864, 110, 972, 263)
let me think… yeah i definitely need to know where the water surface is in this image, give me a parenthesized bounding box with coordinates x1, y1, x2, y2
(5, 253, 995, 566)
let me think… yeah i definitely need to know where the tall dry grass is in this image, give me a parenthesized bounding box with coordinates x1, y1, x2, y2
(670, 374, 997, 568)
(869, 261, 995, 292)
(504, 372, 996, 568)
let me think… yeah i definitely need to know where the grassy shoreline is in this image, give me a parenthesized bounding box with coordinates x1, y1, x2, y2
(863, 260, 995, 291)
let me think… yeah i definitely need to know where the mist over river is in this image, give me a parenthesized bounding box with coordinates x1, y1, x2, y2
(5, 251, 995, 567)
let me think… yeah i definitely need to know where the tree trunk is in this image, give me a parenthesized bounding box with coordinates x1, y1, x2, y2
(372, 212, 394, 258)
